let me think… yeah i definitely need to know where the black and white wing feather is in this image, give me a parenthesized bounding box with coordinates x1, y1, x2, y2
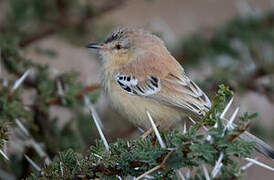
(115, 74, 160, 96)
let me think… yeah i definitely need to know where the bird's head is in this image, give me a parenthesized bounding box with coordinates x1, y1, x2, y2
(86, 27, 167, 68)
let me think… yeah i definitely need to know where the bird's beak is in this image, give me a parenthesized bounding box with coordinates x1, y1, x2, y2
(86, 43, 105, 50)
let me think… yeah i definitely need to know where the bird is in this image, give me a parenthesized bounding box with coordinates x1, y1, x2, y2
(86, 27, 274, 159)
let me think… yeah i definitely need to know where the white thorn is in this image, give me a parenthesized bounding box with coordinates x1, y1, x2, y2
(225, 107, 239, 132)
(183, 122, 187, 134)
(146, 111, 166, 149)
(222, 107, 239, 136)
(188, 116, 196, 124)
(116, 175, 123, 180)
(220, 97, 234, 119)
(205, 124, 213, 142)
(241, 160, 255, 171)
(92, 153, 103, 159)
(0, 149, 9, 160)
(84, 96, 103, 128)
(202, 164, 210, 180)
(177, 170, 186, 180)
(12, 69, 31, 91)
(202, 126, 209, 131)
(211, 152, 224, 178)
(15, 119, 30, 137)
(144, 175, 154, 179)
(227, 107, 239, 130)
(206, 135, 212, 142)
(3, 140, 7, 154)
(15, 120, 51, 164)
(245, 157, 274, 171)
(29, 140, 51, 165)
(186, 169, 190, 178)
(212, 163, 223, 178)
(137, 127, 144, 133)
(167, 147, 177, 151)
(57, 80, 67, 105)
(214, 121, 218, 128)
(236, 158, 256, 176)
(24, 154, 42, 172)
(88, 101, 109, 151)
(60, 162, 64, 177)
(76, 158, 81, 166)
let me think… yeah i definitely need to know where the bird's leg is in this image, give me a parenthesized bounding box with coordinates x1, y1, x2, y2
(141, 119, 163, 139)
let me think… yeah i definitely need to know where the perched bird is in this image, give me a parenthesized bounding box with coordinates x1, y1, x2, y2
(87, 27, 274, 159)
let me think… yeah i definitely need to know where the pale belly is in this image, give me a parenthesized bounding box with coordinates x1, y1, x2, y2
(107, 81, 183, 129)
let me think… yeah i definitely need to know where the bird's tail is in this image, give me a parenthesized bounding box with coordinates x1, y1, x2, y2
(239, 131, 274, 159)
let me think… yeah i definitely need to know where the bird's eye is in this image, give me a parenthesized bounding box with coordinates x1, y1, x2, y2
(115, 44, 122, 50)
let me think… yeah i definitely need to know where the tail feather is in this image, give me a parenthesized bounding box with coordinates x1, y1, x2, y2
(239, 131, 274, 159)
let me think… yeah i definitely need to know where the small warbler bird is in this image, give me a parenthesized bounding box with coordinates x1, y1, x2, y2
(87, 27, 274, 158)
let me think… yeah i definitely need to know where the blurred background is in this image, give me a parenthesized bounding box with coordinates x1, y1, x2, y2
(0, 0, 274, 179)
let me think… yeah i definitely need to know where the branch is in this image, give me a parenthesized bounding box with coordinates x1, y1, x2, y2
(24, 84, 100, 108)
(19, 0, 127, 47)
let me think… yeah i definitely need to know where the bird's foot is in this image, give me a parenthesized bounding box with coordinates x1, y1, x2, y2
(141, 119, 163, 139)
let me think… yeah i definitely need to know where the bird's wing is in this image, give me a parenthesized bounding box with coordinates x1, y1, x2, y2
(115, 52, 211, 116)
